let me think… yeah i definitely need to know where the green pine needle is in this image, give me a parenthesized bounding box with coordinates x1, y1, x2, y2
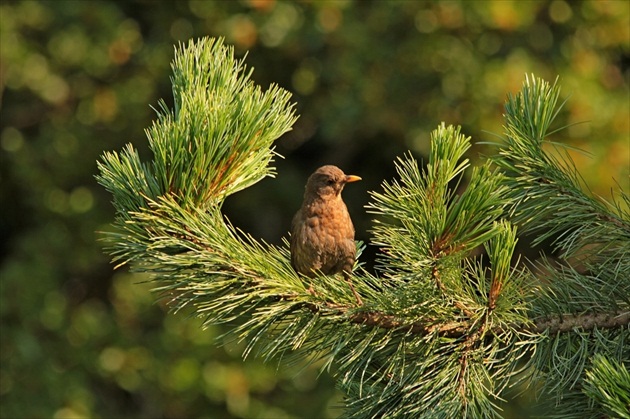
(96, 39, 630, 418)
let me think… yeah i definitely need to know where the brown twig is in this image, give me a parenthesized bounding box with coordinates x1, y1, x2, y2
(529, 311, 630, 335)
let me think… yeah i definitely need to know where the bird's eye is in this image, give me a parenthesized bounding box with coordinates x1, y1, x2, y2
(326, 178, 335, 185)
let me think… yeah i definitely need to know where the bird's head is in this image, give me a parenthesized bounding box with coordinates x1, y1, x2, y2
(304, 165, 361, 201)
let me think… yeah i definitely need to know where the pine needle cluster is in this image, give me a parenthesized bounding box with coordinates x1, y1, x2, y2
(96, 38, 629, 418)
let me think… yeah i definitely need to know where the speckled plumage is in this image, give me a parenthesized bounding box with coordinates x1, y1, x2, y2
(290, 165, 362, 304)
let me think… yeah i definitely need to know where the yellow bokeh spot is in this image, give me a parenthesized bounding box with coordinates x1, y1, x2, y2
(69, 187, 94, 213)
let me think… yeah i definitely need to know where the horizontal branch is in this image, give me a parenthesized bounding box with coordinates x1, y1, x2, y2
(301, 300, 629, 339)
(530, 310, 630, 335)
(348, 310, 469, 336)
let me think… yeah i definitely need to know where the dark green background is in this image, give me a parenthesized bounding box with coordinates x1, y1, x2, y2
(1, 1, 628, 417)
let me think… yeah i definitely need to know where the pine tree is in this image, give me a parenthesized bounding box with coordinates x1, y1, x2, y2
(96, 38, 629, 418)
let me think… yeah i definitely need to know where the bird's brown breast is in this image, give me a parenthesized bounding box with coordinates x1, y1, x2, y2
(290, 197, 356, 277)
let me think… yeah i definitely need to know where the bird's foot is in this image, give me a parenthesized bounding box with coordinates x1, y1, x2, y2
(347, 280, 363, 306)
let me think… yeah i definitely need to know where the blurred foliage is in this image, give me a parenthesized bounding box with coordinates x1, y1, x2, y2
(0, 0, 627, 418)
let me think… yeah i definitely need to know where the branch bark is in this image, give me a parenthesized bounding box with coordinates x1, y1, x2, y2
(530, 310, 630, 334)
(303, 300, 629, 339)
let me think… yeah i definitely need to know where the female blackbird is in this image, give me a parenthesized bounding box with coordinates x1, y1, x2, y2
(290, 165, 363, 305)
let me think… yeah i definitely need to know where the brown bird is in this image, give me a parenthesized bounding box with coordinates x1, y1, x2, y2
(290, 165, 363, 305)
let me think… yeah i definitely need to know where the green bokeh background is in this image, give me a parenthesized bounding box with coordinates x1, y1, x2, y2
(1, 1, 628, 417)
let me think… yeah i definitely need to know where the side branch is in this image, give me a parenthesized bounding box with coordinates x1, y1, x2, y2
(303, 301, 629, 339)
(348, 310, 469, 336)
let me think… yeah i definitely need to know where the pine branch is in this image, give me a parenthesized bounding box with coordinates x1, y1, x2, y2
(530, 311, 630, 334)
(494, 74, 630, 258)
(97, 39, 629, 418)
(285, 297, 629, 339)
(490, 75, 630, 416)
(583, 354, 630, 419)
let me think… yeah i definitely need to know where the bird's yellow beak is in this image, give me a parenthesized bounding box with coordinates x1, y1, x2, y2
(345, 175, 362, 183)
